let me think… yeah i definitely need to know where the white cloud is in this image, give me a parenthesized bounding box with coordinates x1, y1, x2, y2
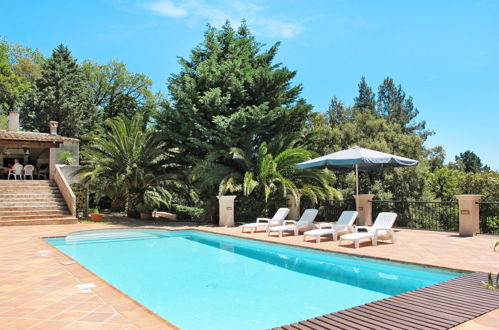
(146, 0, 188, 18)
(143, 0, 302, 38)
(252, 18, 302, 38)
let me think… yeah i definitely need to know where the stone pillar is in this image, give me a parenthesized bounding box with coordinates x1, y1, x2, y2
(218, 195, 237, 227)
(286, 194, 300, 220)
(357, 194, 375, 226)
(455, 195, 482, 236)
(49, 147, 59, 180)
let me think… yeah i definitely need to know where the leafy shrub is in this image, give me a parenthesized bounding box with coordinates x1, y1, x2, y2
(485, 216, 499, 235)
(59, 151, 74, 165)
(172, 204, 204, 221)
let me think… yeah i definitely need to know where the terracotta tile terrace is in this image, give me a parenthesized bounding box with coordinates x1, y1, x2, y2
(0, 218, 497, 329)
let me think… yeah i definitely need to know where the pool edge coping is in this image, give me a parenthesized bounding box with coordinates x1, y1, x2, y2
(39, 225, 493, 329)
(44, 226, 479, 274)
(34, 236, 179, 329)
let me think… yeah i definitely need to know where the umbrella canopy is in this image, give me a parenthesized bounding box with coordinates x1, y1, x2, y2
(296, 146, 418, 171)
(296, 146, 418, 208)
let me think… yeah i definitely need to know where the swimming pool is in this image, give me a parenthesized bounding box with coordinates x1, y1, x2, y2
(47, 229, 464, 329)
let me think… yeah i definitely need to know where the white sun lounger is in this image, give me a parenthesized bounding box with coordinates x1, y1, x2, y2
(339, 212, 398, 248)
(303, 210, 358, 243)
(267, 209, 319, 237)
(241, 208, 290, 233)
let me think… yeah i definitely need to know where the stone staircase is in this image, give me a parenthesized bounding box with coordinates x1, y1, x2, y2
(0, 180, 78, 226)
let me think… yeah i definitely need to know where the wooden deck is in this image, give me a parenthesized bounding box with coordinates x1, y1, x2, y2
(273, 272, 499, 330)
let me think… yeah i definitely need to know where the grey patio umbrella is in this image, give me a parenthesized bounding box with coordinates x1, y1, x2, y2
(296, 146, 418, 207)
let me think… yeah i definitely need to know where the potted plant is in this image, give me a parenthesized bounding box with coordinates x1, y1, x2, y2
(89, 208, 104, 222)
(137, 203, 153, 220)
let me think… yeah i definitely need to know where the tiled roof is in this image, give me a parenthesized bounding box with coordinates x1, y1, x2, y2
(0, 130, 79, 143)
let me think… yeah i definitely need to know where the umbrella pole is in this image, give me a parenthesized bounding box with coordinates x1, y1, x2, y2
(355, 164, 359, 211)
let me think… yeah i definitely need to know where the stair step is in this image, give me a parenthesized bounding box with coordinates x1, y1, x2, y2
(0, 180, 54, 185)
(0, 214, 73, 220)
(0, 187, 60, 191)
(0, 218, 78, 226)
(0, 193, 63, 198)
(0, 198, 66, 206)
(0, 179, 74, 225)
(0, 208, 68, 215)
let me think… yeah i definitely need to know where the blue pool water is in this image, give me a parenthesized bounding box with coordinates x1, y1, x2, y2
(47, 229, 463, 329)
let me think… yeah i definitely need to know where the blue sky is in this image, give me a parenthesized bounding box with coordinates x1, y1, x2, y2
(2, 0, 498, 169)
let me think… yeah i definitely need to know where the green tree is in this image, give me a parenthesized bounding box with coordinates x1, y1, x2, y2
(82, 60, 155, 120)
(0, 41, 28, 112)
(156, 21, 311, 167)
(20, 44, 96, 137)
(453, 150, 486, 173)
(192, 135, 340, 220)
(7, 40, 45, 84)
(427, 146, 446, 171)
(353, 76, 376, 112)
(0, 114, 7, 129)
(306, 94, 431, 200)
(377, 77, 429, 137)
(80, 114, 176, 217)
(0, 38, 44, 113)
(427, 167, 464, 200)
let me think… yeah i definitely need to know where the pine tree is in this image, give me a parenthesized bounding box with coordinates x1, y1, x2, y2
(454, 150, 485, 173)
(377, 77, 428, 138)
(20, 44, 96, 137)
(353, 76, 376, 112)
(156, 21, 311, 165)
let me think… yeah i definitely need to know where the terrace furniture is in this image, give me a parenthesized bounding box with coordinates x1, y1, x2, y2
(241, 208, 290, 233)
(23, 165, 35, 180)
(268, 209, 319, 237)
(37, 166, 48, 179)
(303, 210, 358, 243)
(8, 165, 23, 180)
(339, 212, 398, 248)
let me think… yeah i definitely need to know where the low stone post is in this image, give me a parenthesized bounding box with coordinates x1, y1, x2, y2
(218, 195, 237, 227)
(357, 194, 375, 226)
(286, 194, 300, 220)
(455, 195, 482, 236)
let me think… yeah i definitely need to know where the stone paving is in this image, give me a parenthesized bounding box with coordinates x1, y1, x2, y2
(0, 218, 497, 329)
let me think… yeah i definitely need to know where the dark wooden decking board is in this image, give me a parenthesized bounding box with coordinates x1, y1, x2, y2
(371, 300, 465, 325)
(273, 272, 499, 330)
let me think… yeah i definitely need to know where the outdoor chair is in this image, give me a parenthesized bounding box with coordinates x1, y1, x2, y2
(303, 210, 358, 243)
(241, 208, 290, 233)
(340, 212, 398, 248)
(37, 166, 48, 179)
(8, 165, 23, 180)
(267, 209, 319, 237)
(23, 165, 35, 180)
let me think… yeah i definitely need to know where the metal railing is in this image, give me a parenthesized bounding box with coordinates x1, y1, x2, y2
(477, 201, 499, 234)
(371, 200, 459, 231)
(234, 197, 288, 223)
(301, 199, 356, 222)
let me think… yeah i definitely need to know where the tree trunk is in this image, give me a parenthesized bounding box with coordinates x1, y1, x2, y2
(111, 198, 125, 212)
(127, 191, 141, 218)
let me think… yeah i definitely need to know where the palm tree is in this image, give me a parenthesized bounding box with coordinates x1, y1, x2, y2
(80, 114, 175, 217)
(225, 142, 340, 203)
(192, 134, 340, 212)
